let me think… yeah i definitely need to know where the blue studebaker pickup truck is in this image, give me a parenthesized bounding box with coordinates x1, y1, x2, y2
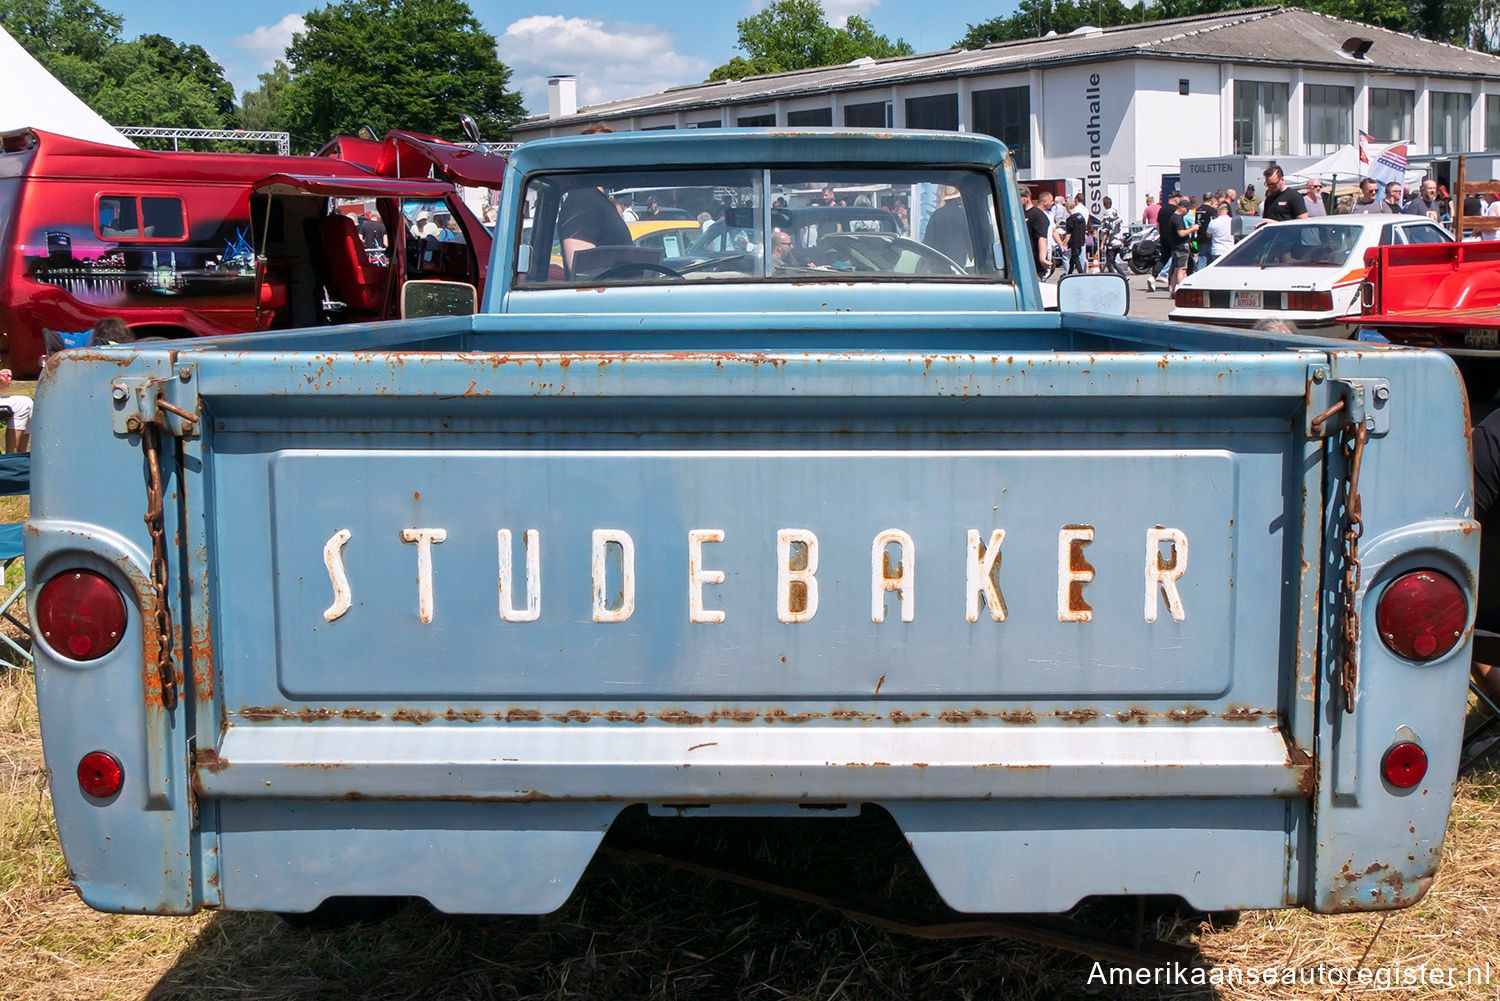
(28, 130, 1478, 920)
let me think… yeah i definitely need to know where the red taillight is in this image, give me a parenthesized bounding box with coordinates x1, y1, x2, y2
(1382, 742, 1428, 788)
(1287, 291, 1333, 311)
(36, 570, 127, 661)
(1175, 289, 1204, 308)
(1376, 570, 1467, 661)
(77, 751, 123, 798)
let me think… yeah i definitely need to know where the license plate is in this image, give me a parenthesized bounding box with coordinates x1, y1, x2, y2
(1231, 291, 1263, 309)
(1464, 329, 1499, 349)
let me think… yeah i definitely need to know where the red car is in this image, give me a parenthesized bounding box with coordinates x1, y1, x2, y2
(0, 128, 504, 376)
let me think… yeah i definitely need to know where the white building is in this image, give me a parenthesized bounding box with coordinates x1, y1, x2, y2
(510, 6, 1500, 217)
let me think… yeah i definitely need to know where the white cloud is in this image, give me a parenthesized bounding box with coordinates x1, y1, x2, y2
(820, 0, 880, 27)
(229, 13, 306, 65)
(498, 15, 711, 116)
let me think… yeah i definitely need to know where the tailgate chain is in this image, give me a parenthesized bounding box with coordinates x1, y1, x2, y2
(1337, 420, 1368, 713)
(1314, 398, 1368, 713)
(139, 390, 199, 711)
(141, 421, 178, 711)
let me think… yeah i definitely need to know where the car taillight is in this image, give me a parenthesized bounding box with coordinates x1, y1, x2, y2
(1382, 742, 1427, 788)
(36, 570, 127, 661)
(1376, 570, 1467, 661)
(1175, 289, 1204, 308)
(1287, 291, 1333, 311)
(77, 751, 123, 798)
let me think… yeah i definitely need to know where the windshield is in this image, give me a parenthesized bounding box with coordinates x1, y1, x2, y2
(514, 166, 1005, 286)
(1214, 222, 1365, 269)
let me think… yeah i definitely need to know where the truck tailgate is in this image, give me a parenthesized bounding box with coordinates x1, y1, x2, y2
(179, 338, 1329, 912)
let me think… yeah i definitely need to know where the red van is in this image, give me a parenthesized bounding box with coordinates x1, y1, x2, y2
(0, 128, 502, 376)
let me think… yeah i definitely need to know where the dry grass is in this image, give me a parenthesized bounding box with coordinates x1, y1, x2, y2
(1, 667, 1496, 1000)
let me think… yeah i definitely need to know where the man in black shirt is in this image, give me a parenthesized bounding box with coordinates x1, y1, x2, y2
(1021, 189, 1051, 277)
(1063, 196, 1088, 274)
(559, 183, 632, 275)
(1260, 163, 1309, 222)
(357, 213, 387, 251)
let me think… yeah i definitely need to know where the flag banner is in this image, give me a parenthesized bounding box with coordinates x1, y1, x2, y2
(1368, 143, 1408, 185)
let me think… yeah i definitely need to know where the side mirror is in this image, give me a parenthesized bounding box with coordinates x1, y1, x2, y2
(401, 279, 478, 319)
(1057, 273, 1128, 316)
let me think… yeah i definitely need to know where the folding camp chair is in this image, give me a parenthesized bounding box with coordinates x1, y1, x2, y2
(0, 452, 32, 670)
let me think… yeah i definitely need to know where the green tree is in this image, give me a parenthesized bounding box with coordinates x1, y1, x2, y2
(708, 0, 913, 80)
(240, 61, 293, 133)
(0, 0, 121, 97)
(278, 0, 525, 147)
(1, 1, 239, 139)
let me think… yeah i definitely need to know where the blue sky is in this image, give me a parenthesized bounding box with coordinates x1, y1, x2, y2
(97, 1, 1014, 116)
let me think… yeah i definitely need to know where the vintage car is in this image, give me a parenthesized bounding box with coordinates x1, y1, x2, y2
(0, 127, 504, 375)
(1169, 215, 1452, 334)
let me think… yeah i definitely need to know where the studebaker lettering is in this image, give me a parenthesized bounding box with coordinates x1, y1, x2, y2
(320, 525, 1190, 626)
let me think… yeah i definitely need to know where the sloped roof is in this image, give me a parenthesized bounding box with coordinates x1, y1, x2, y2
(0, 26, 133, 147)
(522, 6, 1500, 127)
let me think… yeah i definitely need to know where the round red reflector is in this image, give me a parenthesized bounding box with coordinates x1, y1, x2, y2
(36, 570, 127, 662)
(1376, 570, 1466, 662)
(77, 751, 123, 798)
(1382, 742, 1428, 789)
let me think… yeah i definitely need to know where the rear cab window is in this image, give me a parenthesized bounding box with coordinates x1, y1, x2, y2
(514, 166, 1006, 287)
(97, 194, 186, 241)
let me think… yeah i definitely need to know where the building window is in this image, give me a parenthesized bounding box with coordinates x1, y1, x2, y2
(844, 101, 891, 128)
(1233, 81, 1288, 156)
(1368, 88, 1413, 142)
(904, 93, 958, 131)
(1179, 79, 1189, 96)
(1303, 84, 1353, 156)
(972, 85, 1030, 169)
(1429, 91, 1471, 155)
(737, 113, 775, 127)
(691, 120, 722, 129)
(786, 108, 833, 126)
(1488, 95, 1500, 152)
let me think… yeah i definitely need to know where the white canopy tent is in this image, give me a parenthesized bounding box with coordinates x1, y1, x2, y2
(0, 26, 134, 147)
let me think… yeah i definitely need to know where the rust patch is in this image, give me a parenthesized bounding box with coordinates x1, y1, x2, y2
(686, 742, 717, 752)
(1166, 707, 1209, 723)
(548, 710, 593, 724)
(1222, 705, 1269, 723)
(391, 708, 436, 725)
(240, 706, 285, 722)
(1114, 707, 1149, 725)
(874, 674, 886, 696)
(1055, 708, 1101, 724)
(504, 708, 543, 722)
(341, 708, 383, 721)
(888, 710, 925, 725)
(444, 709, 485, 723)
(766, 709, 815, 724)
(659, 710, 706, 725)
(997, 710, 1038, 724)
(604, 710, 648, 724)
(193, 749, 229, 773)
(938, 710, 973, 724)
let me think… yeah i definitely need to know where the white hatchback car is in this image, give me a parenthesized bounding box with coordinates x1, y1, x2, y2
(1169, 215, 1452, 335)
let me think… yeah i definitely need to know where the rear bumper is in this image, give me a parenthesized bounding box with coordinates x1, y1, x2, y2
(198, 722, 1307, 801)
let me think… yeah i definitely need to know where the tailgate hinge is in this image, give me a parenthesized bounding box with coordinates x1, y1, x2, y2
(110, 366, 200, 438)
(1306, 370, 1389, 440)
